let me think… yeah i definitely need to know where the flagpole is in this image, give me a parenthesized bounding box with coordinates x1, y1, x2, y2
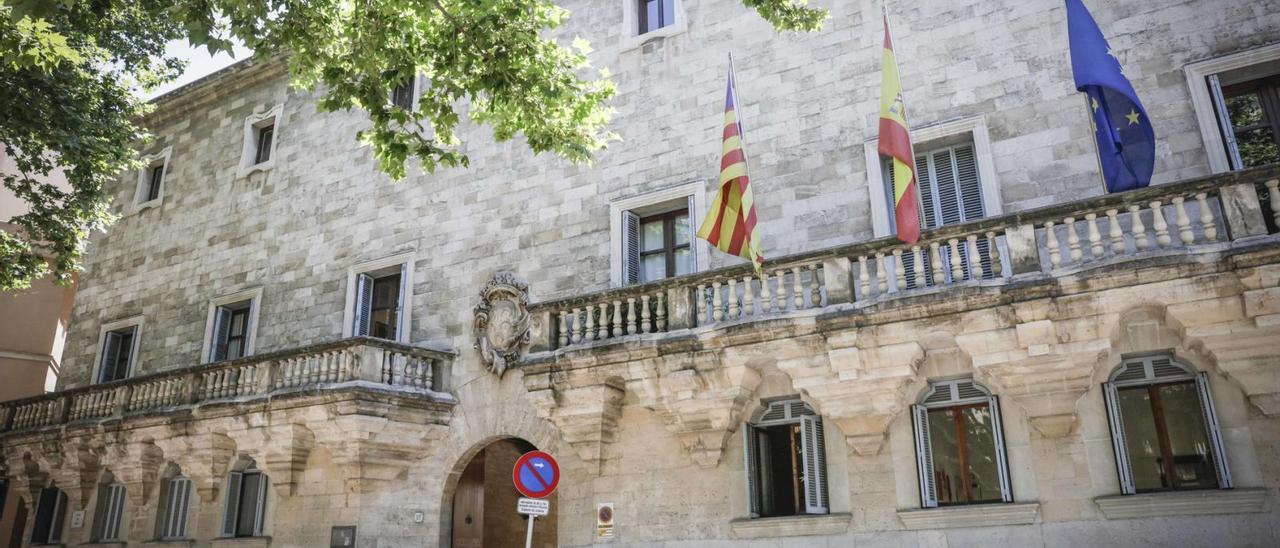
(728, 53, 753, 186)
(1084, 93, 1109, 194)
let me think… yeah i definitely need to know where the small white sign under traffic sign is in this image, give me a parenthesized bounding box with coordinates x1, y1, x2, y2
(517, 497, 550, 517)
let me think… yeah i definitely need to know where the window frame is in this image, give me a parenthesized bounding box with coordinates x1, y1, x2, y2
(637, 208, 692, 282)
(609, 180, 707, 287)
(222, 463, 268, 538)
(92, 316, 144, 385)
(1102, 354, 1232, 495)
(910, 378, 1013, 508)
(390, 75, 421, 111)
(864, 116, 1002, 238)
(238, 105, 283, 178)
(202, 288, 263, 364)
(343, 253, 415, 343)
(156, 473, 193, 540)
(742, 398, 829, 518)
(91, 481, 127, 542)
(620, 0, 687, 52)
(1184, 43, 1280, 173)
(133, 146, 171, 211)
(30, 486, 66, 545)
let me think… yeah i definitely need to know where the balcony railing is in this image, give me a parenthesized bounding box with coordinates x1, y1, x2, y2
(0, 337, 454, 434)
(529, 166, 1280, 352)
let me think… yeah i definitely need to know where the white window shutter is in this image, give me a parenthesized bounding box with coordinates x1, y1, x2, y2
(213, 306, 232, 361)
(176, 478, 192, 537)
(799, 415, 829, 514)
(1195, 372, 1233, 488)
(911, 404, 938, 508)
(622, 210, 640, 285)
(355, 273, 374, 336)
(50, 490, 66, 542)
(953, 144, 984, 222)
(155, 477, 171, 539)
(1208, 74, 1244, 170)
(222, 471, 242, 537)
(686, 194, 698, 271)
(253, 473, 268, 535)
(99, 331, 122, 383)
(91, 484, 110, 540)
(396, 263, 409, 341)
(741, 425, 760, 518)
(108, 484, 126, 540)
(1102, 382, 1137, 495)
(988, 396, 1014, 503)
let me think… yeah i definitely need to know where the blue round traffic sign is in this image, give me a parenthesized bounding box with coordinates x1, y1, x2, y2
(512, 450, 560, 498)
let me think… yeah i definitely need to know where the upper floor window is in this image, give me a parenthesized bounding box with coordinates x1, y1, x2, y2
(30, 486, 67, 545)
(391, 78, 417, 110)
(638, 0, 675, 34)
(156, 468, 192, 540)
(1185, 43, 1280, 173)
(254, 125, 275, 164)
(346, 254, 414, 343)
(911, 379, 1012, 508)
(743, 398, 828, 517)
(96, 318, 142, 384)
(239, 105, 283, 177)
(611, 181, 705, 286)
(91, 478, 126, 542)
(1103, 355, 1231, 494)
(134, 146, 171, 209)
(223, 459, 268, 538)
(203, 288, 262, 363)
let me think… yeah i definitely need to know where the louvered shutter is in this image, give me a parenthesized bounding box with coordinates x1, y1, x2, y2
(213, 307, 232, 361)
(622, 210, 640, 285)
(395, 263, 409, 341)
(91, 484, 110, 540)
(686, 194, 697, 271)
(355, 273, 374, 336)
(954, 145, 984, 222)
(48, 489, 66, 542)
(988, 396, 1014, 503)
(1195, 372, 1233, 489)
(742, 426, 760, 518)
(1207, 75, 1244, 170)
(155, 477, 172, 539)
(222, 472, 242, 537)
(253, 473, 268, 535)
(161, 477, 191, 539)
(105, 484, 126, 540)
(911, 404, 938, 507)
(933, 149, 963, 226)
(1102, 382, 1137, 495)
(799, 415, 829, 514)
(99, 331, 122, 383)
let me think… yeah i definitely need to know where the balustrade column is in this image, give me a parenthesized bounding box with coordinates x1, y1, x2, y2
(892, 249, 906, 291)
(967, 235, 984, 279)
(1128, 205, 1148, 250)
(742, 276, 756, 316)
(656, 294, 667, 331)
(1172, 196, 1194, 245)
(597, 303, 610, 340)
(711, 281, 724, 322)
(695, 285, 707, 324)
(930, 242, 945, 282)
(1064, 217, 1082, 262)
(626, 298, 637, 334)
(809, 265, 822, 307)
(857, 256, 870, 299)
(611, 301, 623, 337)
(986, 231, 1004, 278)
(1151, 201, 1171, 247)
(1085, 213, 1104, 259)
(875, 253, 888, 294)
(641, 294, 653, 333)
(760, 271, 775, 312)
(792, 267, 804, 309)
(776, 270, 790, 310)
(1106, 209, 1125, 254)
(948, 239, 964, 281)
(558, 311, 568, 348)
(727, 278, 740, 319)
(1196, 193, 1217, 241)
(570, 307, 582, 344)
(1044, 221, 1061, 267)
(1268, 180, 1280, 227)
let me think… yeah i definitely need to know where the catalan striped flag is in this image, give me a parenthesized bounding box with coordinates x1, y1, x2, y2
(698, 60, 765, 271)
(878, 12, 922, 245)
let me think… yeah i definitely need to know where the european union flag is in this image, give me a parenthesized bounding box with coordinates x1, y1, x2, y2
(1066, 0, 1155, 193)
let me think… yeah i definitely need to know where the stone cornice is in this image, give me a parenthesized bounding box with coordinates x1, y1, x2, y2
(1094, 488, 1268, 520)
(896, 502, 1041, 530)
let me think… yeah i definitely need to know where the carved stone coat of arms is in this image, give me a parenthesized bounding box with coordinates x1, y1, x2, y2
(473, 272, 531, 377)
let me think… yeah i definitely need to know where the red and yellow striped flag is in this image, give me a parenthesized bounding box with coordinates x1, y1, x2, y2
(698, 63, 765, 270)
(878, 13, 922, 245)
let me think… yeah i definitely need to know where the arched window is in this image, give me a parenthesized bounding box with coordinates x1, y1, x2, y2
(1103, 354, 1231, 494)
(911, 378, 1012, 508)
(30, 484, 67, 544)
(742, 398, 828, 517)
(91, 473, 127, 542)
(222, 458, 268, 538)
(156, 464, 193, 540)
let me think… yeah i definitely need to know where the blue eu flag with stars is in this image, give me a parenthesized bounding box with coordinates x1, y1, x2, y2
(1066, 0, 1154, 193)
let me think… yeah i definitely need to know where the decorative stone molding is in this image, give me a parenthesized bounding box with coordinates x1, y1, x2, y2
(154, 432, 236, 503)
(523, 372, 624, 473)
(896, 502, 1041, 530)
(109, 441, 164, 505)
(260, 424, 313, 496)
(41, 438, 103, 507)
(311, 403, 452, 492)
(1094, 488, 1267, 519)
(729, 513, 852, 539)
(474, 271, 531, 377)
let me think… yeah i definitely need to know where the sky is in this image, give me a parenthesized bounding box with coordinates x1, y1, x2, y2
(146, 39, 250, 99)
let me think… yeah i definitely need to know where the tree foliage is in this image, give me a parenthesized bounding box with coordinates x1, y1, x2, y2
(0, 0, 826, 291)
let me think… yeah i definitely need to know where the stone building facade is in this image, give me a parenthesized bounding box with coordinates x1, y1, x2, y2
(3, 0, 1280, 546)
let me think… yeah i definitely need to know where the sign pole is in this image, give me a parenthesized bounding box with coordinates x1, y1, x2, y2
(525, 515, 535, 548)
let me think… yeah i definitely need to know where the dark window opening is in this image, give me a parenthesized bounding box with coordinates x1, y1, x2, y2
(145, 162, 165, 202)
(638, 209, 691, 282)
(355, 268, 404, 340)
(391, 79, 416, 110)
(750, 423, 803, 517)
(638, 0, 675, 34)
(1117, 381, 1219, 492)
(98, 326, 136, 384)
(1219, 75, 1280, 169)
(30, 487, 66, 544)
(255, 125, 275, 164)
(223, 468, 267, 538)
(926, 403, 1003, 505)
(212, 301, 253, 362)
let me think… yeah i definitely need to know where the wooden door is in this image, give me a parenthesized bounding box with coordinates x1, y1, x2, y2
(451, 451, 486, 548)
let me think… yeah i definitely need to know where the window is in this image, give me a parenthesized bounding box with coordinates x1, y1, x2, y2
(1103, 355, 1232, 495)
(638, 0, 675, 34)
(222, 463, 268, 538)
(239, 105, 282, 177)
(742, 399, 828, 517)
(346, 254, 414, 343)
(96, 321, 140, 384)
(1184, 43, 1280, 173)
(391, 78, 417, 110)
(611, 182, 705, 286)
(156, 473, 192, 540)
(30, 486, 66, 545)
(92, 481, 126, 542)
(911, 379, 1012, 508)
(255, 125, 275, 164)
(133, 146, 171, 208)
(211, 301, 253, 362)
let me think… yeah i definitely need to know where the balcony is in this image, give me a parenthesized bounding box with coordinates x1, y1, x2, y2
(518, 166, 1280, 471)
(0, 337, 455, 434)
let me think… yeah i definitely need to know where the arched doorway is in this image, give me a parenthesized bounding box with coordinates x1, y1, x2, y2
(450, 438, 558, 548)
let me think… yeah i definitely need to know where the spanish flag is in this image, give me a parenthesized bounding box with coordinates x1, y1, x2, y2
(878, 12, 922, 245)
(698, 60, 765, 271)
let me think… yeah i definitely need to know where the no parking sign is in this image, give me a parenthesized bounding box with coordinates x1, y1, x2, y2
(512, 450, 560, 498)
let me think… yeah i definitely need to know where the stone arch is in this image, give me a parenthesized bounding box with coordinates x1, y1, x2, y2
(437, 436, 559, 548)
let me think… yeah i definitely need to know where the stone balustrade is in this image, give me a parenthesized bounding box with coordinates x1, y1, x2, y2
(529, 166, 1280, 352)
(0, 337, 454, 434)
